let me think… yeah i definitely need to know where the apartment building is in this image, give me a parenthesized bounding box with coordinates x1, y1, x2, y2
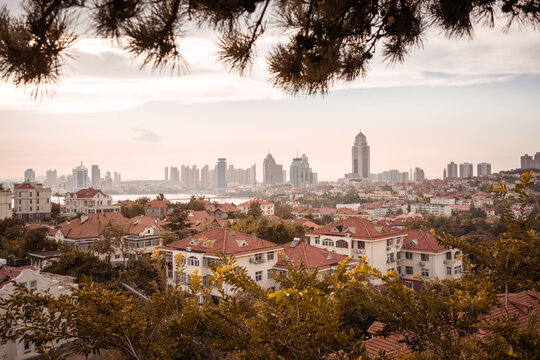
(62, 188, 120, 217)
(410, 203, 452, 217)
(160, 228, 283, 299)
(0, 189, 12, 220)
(237, 199, 275, 216)
(398, 230, 462, 291)
(13, 182, 52, 221)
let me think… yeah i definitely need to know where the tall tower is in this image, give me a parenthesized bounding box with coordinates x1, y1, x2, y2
(217, 158, 227, 189)
(91, 165, 100, 188)
(352, 131, 370, 179)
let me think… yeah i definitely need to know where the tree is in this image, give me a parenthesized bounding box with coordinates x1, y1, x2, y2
(21, 226, 58, 254)
(1, 0, 539, 96)
(247, 201, 263, 218)
(44, 251, 114, 283)
(92, 221, 129, 267)
(156, 193, 165, 201)
(165, 203, 196, 240)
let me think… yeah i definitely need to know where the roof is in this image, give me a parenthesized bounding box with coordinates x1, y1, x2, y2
(273, 240, 355, 271)
(307, 218, 401, 240)
(164, 228, 282, 256)
(238, 199, 274, 207)
(66, 188, 108, 199)
(215, 203, 240, 213)
(0, 265, 38, 289)
(14, 182, 43, 190)
(401, 230, 448, 253)
(54, 213, 167, 240)
(364, 321, 412, 358)
(186, 210, 226, 232)
(146, 200, 171, 208)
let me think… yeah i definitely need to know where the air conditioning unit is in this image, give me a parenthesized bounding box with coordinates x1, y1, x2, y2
(418, 262, 425, 267)
(186, 247, 192, 252)
(356, 249, 364, 254)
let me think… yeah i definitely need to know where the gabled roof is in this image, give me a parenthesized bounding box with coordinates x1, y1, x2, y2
(146, 200, 171, 208)
(238, 199, 274, 207)
(307, 218, 400, 240)
(401, 230, 447, 253)
(273, 240, 355, 271)
(66, 188, 108, 199)
(163, 228, 282, 256)
(215, 203, 240, 213)
(14, 182, 43, 190)
(0, 265, 38, 289)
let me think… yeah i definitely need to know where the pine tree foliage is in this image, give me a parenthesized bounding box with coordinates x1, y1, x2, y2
(1, 0, 539, 95)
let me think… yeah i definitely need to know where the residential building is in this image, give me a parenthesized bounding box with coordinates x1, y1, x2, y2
(91, 164, 101, 188)
(73, 163, 88, 191)
(165, 166, 169, 181)
(170, 166, 180, 185)
(13, 182, 52, 221)
(429, 195, 456, 205)
(50, 212, 165, 263)
(459, 162, 474, 178)
(447, 162, 458, 178)
(399, 230, 462, 291)
(238, 199, 275, 216)
(350, 131, 370, 179)
(182, 165, 200, 189)
(160, 228, 283, 298)
(305, 218, 406, 284)
(0, 189, 12, 220)
(145, 199, 172, 219)
(521, 154, 533, 169)
(290, 154, 317, 187)
(410, 203, 452, 217)
(413, 167, 425, 183)
(212, 203, 241, 219)
(263, 153, 284, 185)
(62, 188, 120, 217)
(24, 168, 35, 182)
(217, 158, 227, 189)
(477, 162, 491, 176)
(45, 169, 57, 188)
(0, 261, 74, 360)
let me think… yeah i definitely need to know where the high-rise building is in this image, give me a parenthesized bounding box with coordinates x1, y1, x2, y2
(413, 167, 425, 183)
(45, 169, 57, 188)
(447, 162, 458, 178)
(477, 162, 491, 176)
(105, 171, 112, 180)
(91, 165, 101, 188)
(217, 158, 227, 189)
(521, 153, 540, 170)
(73, 163, 88, 191)
(113, 172, 121, 183)
(290, 154, 317, 187)
(200, 165, 210, 188)
(24, 169, 35, 182)
(459, 162, 473, 178)
(181, 165, 200, 189)
(165, 167, 169, 181)
(170, 167, 180, 185)
(263, 153, 284, 185)
(351, 131, 370, 179)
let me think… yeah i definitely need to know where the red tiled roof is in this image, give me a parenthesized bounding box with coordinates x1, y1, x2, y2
(307, 218, 400, 240)
(401, 230, 447, 253)
(165, 228, 282, 256)
(273, 240, 355, 270)
(14, 183, 43, 190)
(66, 188, 108, 199)
(364, 321, 412, 358)
(238, 199, 274, 207)
(146, 200, 171, 208)
(215, 203, 240, 213)
(0, 265, 38, 289)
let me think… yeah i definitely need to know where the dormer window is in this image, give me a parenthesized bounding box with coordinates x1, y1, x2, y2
(408, 239, 418, 246)
(236, 239, 248, 247)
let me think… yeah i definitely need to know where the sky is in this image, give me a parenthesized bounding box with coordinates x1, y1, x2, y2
(0, 4, 539, 181)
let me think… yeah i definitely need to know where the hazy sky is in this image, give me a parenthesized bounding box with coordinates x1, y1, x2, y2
(1, 8, 539, 181)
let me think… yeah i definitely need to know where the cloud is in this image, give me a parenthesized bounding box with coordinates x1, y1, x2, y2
(131, 128, 162, 142)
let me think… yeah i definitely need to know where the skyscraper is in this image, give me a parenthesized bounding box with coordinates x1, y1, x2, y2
(521, 153, 540, 169)
(45, 169, 57, 187)
(170, 167, 180, 185)
(477, 162, 491, 176)
(351, 131, 370, 179)
(217, 158, 227, 189)
(165, 167, 169, 181)
(413, 167, 425, 183)
(459, 162, 473, 178)
(24, 168, 35, 182)
(73, 163, 88, 190)
(290, 154, 317, 187)
(91, 165, 101, 188)
(447, 162, 458, 178)
(263, 153, 284, 185)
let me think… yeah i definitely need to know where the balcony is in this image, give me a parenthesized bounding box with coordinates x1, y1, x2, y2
(444, 259, 454, 265)
(249, 257, 265, 264)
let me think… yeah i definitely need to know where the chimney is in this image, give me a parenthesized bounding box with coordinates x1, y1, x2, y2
(252, 233, 257, 241)
(231, 230, 235, 237)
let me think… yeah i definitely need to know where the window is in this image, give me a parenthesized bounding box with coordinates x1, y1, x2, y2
(29, 206, 33, 211)
(24, 342, 31, 353)
(421, 253, 429, 262)
(187, 256, 199, 266)
(387, 253, 395, 262)
(357, 241, 365, 249)
(397, 266, 402, 274)
(387, 239, 394, 246)
(314, 237, 320, 245)
(336, 240, 348, 248)
(421, 268, 429, 277)
(37, 192, 39, 196)
(30, 280, 37, 290)
(396, 252, 401, 259)
(322, 239, 334, 247)
(46, 198, 49, 203)
(203, 275, 210, 286)
(115, 254, 120, 259)
(255, 271, 263, 282)
(405, 266, 413, 275)
(447, 267, 452, 275)
(180, 272, 188, 285)
(454, 250, 461, 259)
(18, 199, 21, 204)
(29, 192, 32, 197)
(446, 252, 452, 260)
(29, 199, 32, 204)
(396, 238, 401, 244)
(37, 199, 40, 204)
(405, 252, 413, 260)
(267, 252, 274, 261)
(254, 253, 263, 263)
(404, 281, 413, 289)
(267, 269, 274, 279)
(454, 266, 462, 275)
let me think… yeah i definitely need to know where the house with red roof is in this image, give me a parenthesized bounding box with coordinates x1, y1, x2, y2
(145, 199, 172, 219)
(399, 230, 462, 291)
(238, 199, 275, 216)
(62, 188, 119, 217)
(186, 210, 226, 232)
(13, 182, 52, 221)
(211, 203, 241, 219)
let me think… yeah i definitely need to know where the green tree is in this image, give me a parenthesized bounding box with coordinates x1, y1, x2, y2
(92, 221, 129, 267)
(21, 226, 58, 254)
(247, 201, 263, 218)
(44, 251, 114, 283)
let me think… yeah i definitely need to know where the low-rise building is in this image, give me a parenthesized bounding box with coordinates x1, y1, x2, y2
(145, 200, 172, 219)
(0, 189, 12, 220)
(62, 188, 120, 217)
(238, 200, 275, 216)
(13, 182, 52, 221)
(410, 203, 452, 217)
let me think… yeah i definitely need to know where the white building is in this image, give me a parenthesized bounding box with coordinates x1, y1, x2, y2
(13, 182, 52, 221)
(237, 199, 275, 216)
(429, 196, 456, 205)
(24, 169, 35, 182)
(0, 189, 12, 220)
(62, 188, 119, 217)
(0, 261, 74, 359)
(410, 203, 452, 217)
(72, 163, 88, 191)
